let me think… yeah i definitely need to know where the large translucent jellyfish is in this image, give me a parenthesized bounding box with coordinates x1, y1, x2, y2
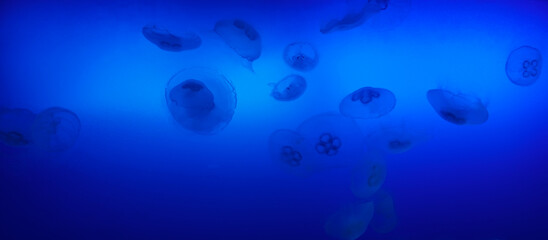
(268, 129, 310, 176)
(426, 89, 488, 125)
(321, 0, 411, 34)
(505, 45, 543, 86)
(324, 202, 375, 240)
(214, 19, 261, 72)
(165, 67, 237, 135)
(142, 24, 201, 52)
(296, 113, 365, 171)
(365, 120, 430, 154)
(339, 87, 396, 119)
(31, 107, 81, 151)
(350, 151, 387, 199)
(283, 42, 319, 72)
(370, 190, 398, 233)
(0, 108, 36, 147)
(270, 74, 307, 101)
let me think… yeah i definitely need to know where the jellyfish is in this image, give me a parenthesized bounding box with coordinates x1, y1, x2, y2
(31, 107, 80, 151)
(350, 151, 387, 199)
(270, 74, 307, 101)
(283, 42, 319, 72)
(0, 108, 36, 147)
(165, 67, 237, 135)
(505, 45, 543, 86)
(426, 89, 488, 125)
(370, 190, 398, 233)
(214, 19, 261, 72)
(339, 87, 396, 119)
(296, 113, 365, 171)
(324, 202, 375, 240)
(142, 24, 201, 52)
(365, 119, 430, 154)
(268, 129, 311, 176)
(321, 0, 411, 34)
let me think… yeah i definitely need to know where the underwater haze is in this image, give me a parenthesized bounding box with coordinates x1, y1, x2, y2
(1, 0, 548, 239)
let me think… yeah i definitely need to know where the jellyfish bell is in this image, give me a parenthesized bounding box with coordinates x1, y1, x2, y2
(270, 74, 307, 101)
(370, 190, 398, 233)
(365, 118, 430, 154)
(0, 108, 36, 147)
(31, 107, 81, 152)
(339, 87, 396, 119)
(268, 129, 314, 176)
(283, 42, 319, 72)
(214, 19, 262, 72)
(505, 45, 543, 86)
(324, 201, 375, 240)
(350, 150, 387, 199)
(296, 113, 365, 171)
(426, 89, 488, 125)
(142, 24, 201, 52)
(165, 67, 237, 135)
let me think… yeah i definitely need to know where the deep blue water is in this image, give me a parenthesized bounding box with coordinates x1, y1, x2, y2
(1, 0, 547, 239)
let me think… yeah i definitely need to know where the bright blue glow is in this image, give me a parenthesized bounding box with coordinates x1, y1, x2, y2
(0, 0, 547, 239)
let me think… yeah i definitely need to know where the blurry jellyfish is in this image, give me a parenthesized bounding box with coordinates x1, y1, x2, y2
(268, 129, 310, 176)
(270, 74, 307, 101)
(296, 113, 365, 171)
(350, 151, 387, 199)
(366, 120, 429, 154)
(214, 19, 261, 72)
(324, 202, 375, 240)
(0, 108, 36, 147)
(505, 45, 543, 86)
(283, 42, 319, 72)
(165, 67, 237, 135)
(370, 190, 398, 233)
(31, 107, 81, 151)
(142, 24, 201, 52)
(426, 89, 488, 125)
(321, 0, 411, 34)
(339, 87, 396, 119)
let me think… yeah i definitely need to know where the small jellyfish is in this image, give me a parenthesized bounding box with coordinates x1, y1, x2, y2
(339, 87, 396, 119)
(324, 202, 375, 240)
(270, 74, 307, 101)
(321, 0, 411, 34)
(268, 129, 310, 176)
(0, 108, 36, 147)
(31, 107, 81, 151)
(165, 67, 237, 135)
(283, 42, 319, 72)
(370, 190, 398, 233)
(366, 119, 430, 154)
(505, 45, 543, 86)
(350, 151, 387, 199)
(296, 113, 365, 171)
(142, 24, 201, 52)
(426, 89, 488, 125)
(214, 19, 261, 72)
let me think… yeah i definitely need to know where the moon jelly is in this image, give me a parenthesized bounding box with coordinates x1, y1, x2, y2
(370, 190, 398, 234)
(350, 151, 387, 199)
(142, 24, 201, 52)
(322, 0, 411, 34)
(270, 74, 307, 101)
(31, 107, 81, 151)
(324, 202, 375, 240)
(0, 108, 36, 147)
(426, 89, 488, 125)
(268, 129, 311, 176)
(214, 19, 262, 72)
(505, 45, 543, 86)
(339, 87, 396, 119)
(165, 67, 237, 135)
(283, 42, 319, 72)
(296, 113, 365, 171)
(366, 120, 429, 154)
